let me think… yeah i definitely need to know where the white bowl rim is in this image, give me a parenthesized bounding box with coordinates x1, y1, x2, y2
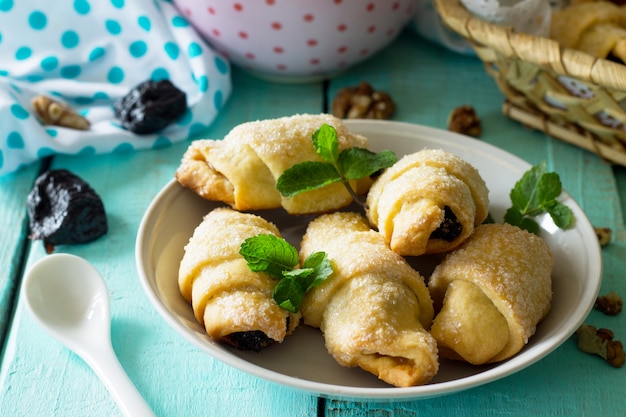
(135, 119, 603, 401)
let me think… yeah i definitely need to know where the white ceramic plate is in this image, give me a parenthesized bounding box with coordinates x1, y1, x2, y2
(135, 120, 602, 400)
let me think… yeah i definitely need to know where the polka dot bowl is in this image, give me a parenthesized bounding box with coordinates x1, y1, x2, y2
(173, 0, 418, 82)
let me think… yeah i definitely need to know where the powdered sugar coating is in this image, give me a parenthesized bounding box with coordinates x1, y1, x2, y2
(178, 207, 280, 301)
(299, 211, 438, 387)
(179, 207, 300, 347)
(429, 223, 553, 363)
(366, 148, 489, 256)
(176, 113, 370, 214)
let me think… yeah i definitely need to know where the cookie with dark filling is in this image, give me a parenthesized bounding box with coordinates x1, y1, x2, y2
(366, 149, 489, 256)
(178, 207, 300, 351)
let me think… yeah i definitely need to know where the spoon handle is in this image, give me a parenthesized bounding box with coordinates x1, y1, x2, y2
(84, 343, 156, 417)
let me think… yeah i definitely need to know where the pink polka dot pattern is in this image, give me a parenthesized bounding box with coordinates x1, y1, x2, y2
(173, 0, 417, 81)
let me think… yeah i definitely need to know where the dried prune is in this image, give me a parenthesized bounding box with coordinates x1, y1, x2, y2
(224, 331, 274, 352)
(27, 169, 107, 253)
(431, 206, 462, 241)
(114, 79, 186, 134)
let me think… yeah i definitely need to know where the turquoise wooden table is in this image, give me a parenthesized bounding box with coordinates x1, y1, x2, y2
(1, 31, 625, 417)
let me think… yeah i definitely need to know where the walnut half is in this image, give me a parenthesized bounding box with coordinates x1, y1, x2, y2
(448, 105, 481, 137)
(595, 227, 612, 246)
(576, 323, 625, 368)
(331, 82, 396, 120)
(595, 291, 623, 316)
(32, 95, 90, 130)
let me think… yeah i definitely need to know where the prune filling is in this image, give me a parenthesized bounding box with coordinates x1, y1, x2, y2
(223, 317, 291, 351)
(430, 206, 462, 241)
(27, 169, 107, 253)
(225, 331, 274, 352)
(113, 79, 187, 134)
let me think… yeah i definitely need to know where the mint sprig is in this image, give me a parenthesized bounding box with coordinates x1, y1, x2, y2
(276, 124, 397, 207)
(239, 234, 332, 313)
(503, 161, 574, 234)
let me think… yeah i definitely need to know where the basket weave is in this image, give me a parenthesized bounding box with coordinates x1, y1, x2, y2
(435, 0, 626, 166)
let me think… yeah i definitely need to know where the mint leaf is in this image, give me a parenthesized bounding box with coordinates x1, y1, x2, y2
(537, 172, 562, 207)
(503, 206, 523, 226)
(240, 235, 332, 313)
(276, 161, 341, 197)
(509, 161, 545, 216)
(273, 276, 305, 313)
(275, 124, 397, 208)
(520, 216, 540, 235)
(339, 148, 398, 180)
(312, 123, 339, 163)
(504, 161, 573, 233)
(301, 251, 333, 290)
(239, 234, 298, 279)
(547, 201, 574, 229)
(505, 207, 540, 234)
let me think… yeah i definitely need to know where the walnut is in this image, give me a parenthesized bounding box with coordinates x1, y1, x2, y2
(595, 227, 612, 246)
(576, 323, 625, 368)
(448, 105, 481, 137)
(595, 291, 623, 316)
(32, 95, 90, 130)
(331, 82, 396, 120)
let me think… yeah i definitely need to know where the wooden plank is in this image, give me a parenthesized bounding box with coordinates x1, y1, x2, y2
(324, 31, 626, 417)
(328, 30, 550, 164)
(2, 28, 625, 417)
(613, 166, 626, 234)
(0, 67, 323, 417)
(0, 163, 41, 347)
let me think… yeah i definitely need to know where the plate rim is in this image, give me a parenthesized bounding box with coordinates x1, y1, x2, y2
(135, 119, 603, 400)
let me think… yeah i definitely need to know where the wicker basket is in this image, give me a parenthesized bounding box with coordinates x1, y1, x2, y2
(435, 0, 626, 166)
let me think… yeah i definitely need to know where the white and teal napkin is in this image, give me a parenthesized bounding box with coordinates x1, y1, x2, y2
(0, 0, 231, 176)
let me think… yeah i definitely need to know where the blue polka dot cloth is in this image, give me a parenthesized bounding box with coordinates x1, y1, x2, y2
(0, 0, 231, 176)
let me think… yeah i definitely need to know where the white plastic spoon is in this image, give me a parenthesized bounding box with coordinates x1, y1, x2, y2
(23, 253, 156, 417)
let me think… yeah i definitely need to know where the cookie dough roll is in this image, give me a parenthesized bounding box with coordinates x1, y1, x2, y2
(178, 207, 300, 351)
(175, 113, 372, 214)
(300, 212, 438, 387)
(366, 148, 489, 256)
(428, 223, 553, 365)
